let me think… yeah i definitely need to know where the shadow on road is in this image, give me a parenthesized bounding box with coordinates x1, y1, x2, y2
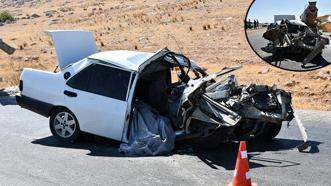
(264, 52, 330, 71)
(0, 90, 17, 106)
(195, 139, 321, 170)
(32, 135, 321, 170)
(32, 134, 125, 157)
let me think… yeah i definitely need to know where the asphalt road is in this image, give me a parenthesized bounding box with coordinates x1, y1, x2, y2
(0, 97, 331, 185)
(246, 29, 331, 71)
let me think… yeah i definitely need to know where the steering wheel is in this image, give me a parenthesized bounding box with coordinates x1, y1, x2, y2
(166, 52, 191, 83)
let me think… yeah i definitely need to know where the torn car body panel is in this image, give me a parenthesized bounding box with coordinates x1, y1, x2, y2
(176, 76, 293, 140)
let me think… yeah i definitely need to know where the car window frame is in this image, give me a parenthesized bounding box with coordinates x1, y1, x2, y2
(66, 64, 94, 92)
(87, 64, 132, 101)
(66, 61, 135, 102)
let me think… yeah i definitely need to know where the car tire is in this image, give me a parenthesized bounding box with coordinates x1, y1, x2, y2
(49, 108, 80, 143)
(258, 122, 282, 141)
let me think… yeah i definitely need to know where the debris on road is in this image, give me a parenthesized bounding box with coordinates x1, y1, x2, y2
(0, 86, 19, 96)
(293, 111, 310, 152)
(0, 86, 18, 106)
(0, 39, 15, 55)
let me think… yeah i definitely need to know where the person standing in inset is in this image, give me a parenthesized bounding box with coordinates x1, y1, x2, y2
(256, 19, 259, 29)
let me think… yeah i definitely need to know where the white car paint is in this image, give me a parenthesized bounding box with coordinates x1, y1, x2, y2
(19, 30, 168, 141)
(20, 54, 141, 141)
(63, 83, 129, 141)
(89, 51, 155, 71)
(46, 30, 98, 69)
(20, 69, 66, 107)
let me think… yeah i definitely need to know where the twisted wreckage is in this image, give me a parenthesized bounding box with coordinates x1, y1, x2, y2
(262, 1, 330, 67)
(16, 31, 299, 156)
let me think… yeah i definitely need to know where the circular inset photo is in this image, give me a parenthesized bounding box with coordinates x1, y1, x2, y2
(245, 0, 331, 71)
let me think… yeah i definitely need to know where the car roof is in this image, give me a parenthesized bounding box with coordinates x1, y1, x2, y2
(88, 50, 155, 71)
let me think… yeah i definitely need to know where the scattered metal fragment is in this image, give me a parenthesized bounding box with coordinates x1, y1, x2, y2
(0, 39, 15, 55)
(293, 111, 310, 152)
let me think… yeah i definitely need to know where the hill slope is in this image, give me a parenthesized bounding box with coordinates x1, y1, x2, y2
(0, 0, 330, 110)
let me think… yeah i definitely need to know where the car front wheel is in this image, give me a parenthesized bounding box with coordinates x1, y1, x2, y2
(50, 108, 80, 143)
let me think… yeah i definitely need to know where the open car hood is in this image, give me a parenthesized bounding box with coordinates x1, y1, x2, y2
(46, 30, 98, 70)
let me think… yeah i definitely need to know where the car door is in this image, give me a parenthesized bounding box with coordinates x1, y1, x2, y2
(64, 63, 132, 141)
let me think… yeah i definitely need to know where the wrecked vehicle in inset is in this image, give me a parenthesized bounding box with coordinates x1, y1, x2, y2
(262, 19, 330, 66)
(262, 1, 330, 67)
(16, 31, 294, 155)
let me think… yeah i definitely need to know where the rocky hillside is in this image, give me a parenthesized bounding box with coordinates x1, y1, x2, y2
(0, 0, 330, 111)
(0, 0, 53, 8)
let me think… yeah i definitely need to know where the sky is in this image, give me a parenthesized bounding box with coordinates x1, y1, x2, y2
(247, 0, 331, 23)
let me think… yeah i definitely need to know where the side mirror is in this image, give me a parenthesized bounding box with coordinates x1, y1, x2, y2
(64, 72, 71, 80)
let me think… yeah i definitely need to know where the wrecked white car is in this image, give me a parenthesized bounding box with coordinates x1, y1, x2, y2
(16, 31, 294, 155)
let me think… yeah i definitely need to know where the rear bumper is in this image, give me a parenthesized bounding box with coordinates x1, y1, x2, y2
(16, 95, 53, 117)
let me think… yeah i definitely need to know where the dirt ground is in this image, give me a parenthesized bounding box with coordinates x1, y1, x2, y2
(0, 0, 330, 111)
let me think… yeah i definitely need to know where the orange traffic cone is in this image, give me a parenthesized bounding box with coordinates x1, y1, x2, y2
(229, 141, 257, 186)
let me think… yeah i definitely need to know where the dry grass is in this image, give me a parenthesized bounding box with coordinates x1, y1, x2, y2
(0, 0, 330, 111)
